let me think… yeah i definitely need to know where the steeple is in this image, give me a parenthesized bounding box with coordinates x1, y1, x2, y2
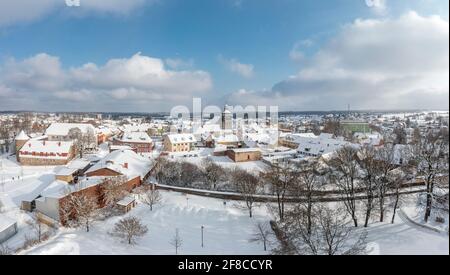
(222, 105, 232, 130)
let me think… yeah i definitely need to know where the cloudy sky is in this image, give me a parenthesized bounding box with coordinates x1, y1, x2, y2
(0, 0, 448, 112)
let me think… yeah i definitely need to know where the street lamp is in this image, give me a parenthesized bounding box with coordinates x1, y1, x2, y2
(201, 225, 204, 248)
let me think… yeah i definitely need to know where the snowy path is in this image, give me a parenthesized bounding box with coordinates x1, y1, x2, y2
(365, 214, 449, 255)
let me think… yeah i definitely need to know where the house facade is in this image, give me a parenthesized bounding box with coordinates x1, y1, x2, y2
(227, 148, 262, 162)
(163, 134, 197, 152)
(17, 140, 75, 166)
(112, 131, 153, 153)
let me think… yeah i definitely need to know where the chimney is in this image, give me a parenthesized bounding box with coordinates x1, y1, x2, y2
(124, 163, 128, 169)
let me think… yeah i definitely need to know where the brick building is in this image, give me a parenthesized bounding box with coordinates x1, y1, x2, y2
(35, 149, 152, 225)
(17, 140, 75, 166)
(226, 148, 262, 162)
(112, 131, 153, 153)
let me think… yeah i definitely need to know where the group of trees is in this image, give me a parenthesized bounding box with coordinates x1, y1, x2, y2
(68, 127, 97, 158)
(0, 113, 41, 154)
(411, 129, 449, 222)
(154, 157, 235, 191)
(327, 145, 409, 228)
(266, 128, 448, 255)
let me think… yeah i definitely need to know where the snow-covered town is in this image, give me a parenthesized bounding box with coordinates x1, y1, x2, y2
(0, 0, 449, 260)
(0, 109, 448, 255)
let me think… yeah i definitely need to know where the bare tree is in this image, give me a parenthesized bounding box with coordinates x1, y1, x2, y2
(26, 214, 45, 242)
(68, 127, 96, 158)
(170, 228, 183, 255)
(60, 192, 98, 232)
(327, 146, 361, 227)
(202, 158, 224, 190)
(0, 243, 12, 255)
(101, 176, 128, 207)
(140, 185, 162, 211)
(250, 222, 272, 251)
(393, 127, 407, 145)
(291, 159, 322, 233)
(232, 168, 260, 218)
(358, 146, 379, 227)
(68, 128, 84, 158)
(111, 216, 148, 245)
(263, 162, 295, 221)
(277, 204, 367, 255)
(375, 144, 401, 222)
(412, 129, 449, 222)
(389, 168, 409, 223)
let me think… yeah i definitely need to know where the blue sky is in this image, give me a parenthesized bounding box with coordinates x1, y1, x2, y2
(0, 0, 448, 112)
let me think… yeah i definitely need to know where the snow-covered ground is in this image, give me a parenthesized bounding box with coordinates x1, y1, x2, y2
(365, 214, 448, 255)
(22, 190, 274, 255)
(2, 150, 448, 255)
(19, 190, 449, 255)
(0, 155, 57, 250)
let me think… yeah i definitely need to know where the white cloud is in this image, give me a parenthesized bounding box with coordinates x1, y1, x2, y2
(165, 58, 195, 70)
(0, 0, 154, 27)
(0, 52, 213, 111)
(289, 39, 313, 62)
(218, 55, 254, 78)
(227, 12, 449, 111)
(365, 0, 387, 14)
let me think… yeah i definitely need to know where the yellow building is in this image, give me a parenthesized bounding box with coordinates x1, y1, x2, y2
(163, 134, 197, 152)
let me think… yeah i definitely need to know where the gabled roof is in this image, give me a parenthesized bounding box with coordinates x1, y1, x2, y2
(39, 178, 105, 199)
(45, 123, 95, 136)
(86, 149, 151, 179)
(166, 134, 197, 144)
(120, 131, 153, 143)
(19, 140, 74, 159)
(214, 134, 239, 143)
(15, 130, 29, 141)
(0, 215, 16, 232)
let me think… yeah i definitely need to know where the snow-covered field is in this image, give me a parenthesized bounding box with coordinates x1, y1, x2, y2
(18, 190, 449, 255)
(2, 152, 448, 255)
(22, 190, 274, 255)
(365, 214, 448, 255)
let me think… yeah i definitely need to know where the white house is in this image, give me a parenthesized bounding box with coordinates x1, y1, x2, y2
(45, 123, 97, 147)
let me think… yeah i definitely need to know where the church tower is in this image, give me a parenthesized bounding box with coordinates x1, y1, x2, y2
(222, 105, 232, 130)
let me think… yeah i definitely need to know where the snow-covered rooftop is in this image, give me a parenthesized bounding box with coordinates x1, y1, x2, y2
(39, 177, 105, 199)
(0, 215, 16, 232)
(116, 196, 135, 206)
(86, 149, 151, 180)
(166, 133, 197, 144)
(18, 140, 73, 159)
(45, 123, 95, 136)
(120, 131, 153, 143)
(214, 134, 239, 143)
(15, 130, 29, 141)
